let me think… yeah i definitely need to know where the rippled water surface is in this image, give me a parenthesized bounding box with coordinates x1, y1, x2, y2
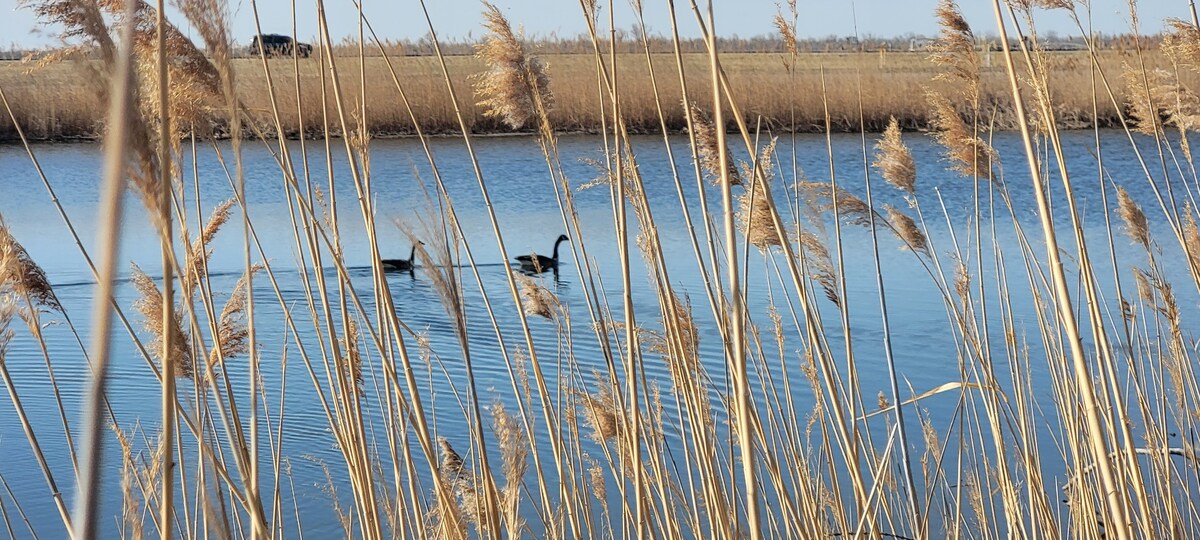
(0, 131, 1192, 537)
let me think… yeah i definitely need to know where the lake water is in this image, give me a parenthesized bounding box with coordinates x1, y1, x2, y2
(0, 130, 1194, 537)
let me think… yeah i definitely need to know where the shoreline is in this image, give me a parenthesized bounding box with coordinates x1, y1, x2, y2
(0, 51, 1177, 143)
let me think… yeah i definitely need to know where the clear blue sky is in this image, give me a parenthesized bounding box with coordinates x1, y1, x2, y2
(2, 0, 1190, 49)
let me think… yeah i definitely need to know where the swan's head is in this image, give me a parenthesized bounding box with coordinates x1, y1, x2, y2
(557, 234, 569, 243)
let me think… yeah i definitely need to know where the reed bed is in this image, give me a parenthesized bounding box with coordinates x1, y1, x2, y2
(0, 47, 1188, 141)
(0, 0, 1199, 539)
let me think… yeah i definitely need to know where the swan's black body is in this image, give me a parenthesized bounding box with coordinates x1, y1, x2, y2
(516, 234, 569, 273)
(381, 242, 421, 271)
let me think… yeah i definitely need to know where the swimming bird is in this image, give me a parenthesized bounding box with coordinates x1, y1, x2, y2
(516, 234, 569, 273)
(381, 241, 423, 272)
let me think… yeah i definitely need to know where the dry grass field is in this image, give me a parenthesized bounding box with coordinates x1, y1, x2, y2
(0, 48, 1180, 141)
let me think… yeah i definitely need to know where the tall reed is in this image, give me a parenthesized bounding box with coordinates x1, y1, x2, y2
(1, 1, 1200, 539)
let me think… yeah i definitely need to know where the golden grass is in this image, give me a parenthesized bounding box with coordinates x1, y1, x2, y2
(0, 48, 1188, 141)
(6, 1, 1200, 539)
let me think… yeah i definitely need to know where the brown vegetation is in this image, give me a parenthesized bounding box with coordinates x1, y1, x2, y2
(5, 0, 1200, 539)
(0, 47, 1187, 141)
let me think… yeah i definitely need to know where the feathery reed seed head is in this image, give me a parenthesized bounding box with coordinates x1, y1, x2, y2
(0, 222, 62, 312)
(873, 117, 917, 195)
(1116, 187, 1150, 248)
(774, 14, 798, 56)
(210, 263, 262, 366)
(131, 264, 194, 379)
(689, 101, 742, 186)
(474, 2, 553, 130)
(738, 140, 787, 249)
(926, 91, 995, 179)
(517, 275, 559, 319)
(886, 205, 929, 255)
(931, 0, 981, 101)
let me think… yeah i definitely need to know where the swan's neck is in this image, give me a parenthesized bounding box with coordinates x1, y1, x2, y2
(408, 245, 417, 264)
(552, 237, 565, 261)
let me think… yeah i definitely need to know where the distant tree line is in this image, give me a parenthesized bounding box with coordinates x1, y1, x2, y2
(0, 30, 1163, 61)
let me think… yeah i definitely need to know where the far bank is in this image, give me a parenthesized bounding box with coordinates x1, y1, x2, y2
(0, 50, 1179, 142)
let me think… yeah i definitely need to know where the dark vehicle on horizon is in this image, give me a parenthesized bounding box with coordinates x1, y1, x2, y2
(251, 34, 312, 58)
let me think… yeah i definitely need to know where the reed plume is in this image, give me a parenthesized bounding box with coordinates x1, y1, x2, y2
(655, 291, 699, 377)
(689, 101, 742, 186)
(886, 205, 929, 255)
(338, 317, 363, 395)
(125, 1, 221, 142)
(1123, 66, 1164, 136)
(1116, 186, 1150, 249)
(578, 381, 620, 442)
(1185, 210, 1200, 271)
(131, 263, 193, 379)
(175, 0, 235, 100)
(1014, 0, 1073, 9)
(474, 2, 553, 130)
(927, 91, 995, 179)
(930, 0, 981, 102)
(1124, 67, 1200, 134)
(19, 0, 117, 66)
(435, 437, 480, 529)
(774, 13, 798, 56)
(873, 117, 917, 196)
(738, 140, 786, 249)
(798, 229, 840, 306)
(492, 403, 527, 537)
(184, 199, 234, 290)
(516, 275, 559, 319)
(798, 181, 876, 227)
(0, 222, 61, 313)
(209, 264, 263, 366)
(1164, 19, 1200, 72)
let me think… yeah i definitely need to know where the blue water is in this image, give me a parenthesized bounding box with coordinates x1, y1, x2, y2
(0, 130, 1194, 537)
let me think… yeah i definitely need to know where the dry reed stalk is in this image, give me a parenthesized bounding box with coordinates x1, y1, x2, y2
(130, 264, 193, 379)
(688, 101, 742, 185)
(1116, 187, 1151, 249)
(872, 117, 917, 196)
(473, 2, 553, 129)
(991, 2, 1134, 535)
(72, 0, 140, 533)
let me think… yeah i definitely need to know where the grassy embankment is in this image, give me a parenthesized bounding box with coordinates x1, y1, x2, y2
(0, 47, 1182, 141)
